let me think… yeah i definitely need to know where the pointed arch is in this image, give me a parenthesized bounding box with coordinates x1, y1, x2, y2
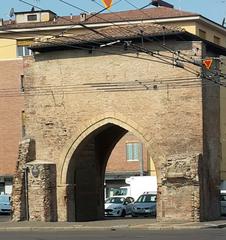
(58, 114, 154, 185)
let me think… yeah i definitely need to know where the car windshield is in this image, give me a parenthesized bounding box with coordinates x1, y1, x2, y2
(136, 194, 156, 203)
(221, 195, 226, 201)
(0, 195, 10, 202)
(113, 188, 128, 196)
(105, 197, 125, 204)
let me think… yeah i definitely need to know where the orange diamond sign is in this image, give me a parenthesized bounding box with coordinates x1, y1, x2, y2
(102, 0, 113, 9)
(202, 58, 213, 70)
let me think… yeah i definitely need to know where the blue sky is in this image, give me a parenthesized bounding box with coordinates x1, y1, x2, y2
(0, 0, 225, 25)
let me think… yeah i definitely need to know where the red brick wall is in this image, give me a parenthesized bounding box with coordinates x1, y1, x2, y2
(0, 59, 24, 175)
(106, 132, 148, 173)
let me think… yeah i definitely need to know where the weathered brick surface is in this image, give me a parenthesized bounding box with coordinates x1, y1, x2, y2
(19, 40, 220, 222)
(24, 41, 203, 165)
(27, 162, 57, 222)
(11, 138, 35, 221)
(106, 132, 149, 174)
(159, 153, 201, 222)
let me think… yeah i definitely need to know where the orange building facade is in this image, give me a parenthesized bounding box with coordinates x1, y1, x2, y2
(0, 59, 24, 194)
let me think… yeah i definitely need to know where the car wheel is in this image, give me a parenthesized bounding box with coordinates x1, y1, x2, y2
(121, 210, 126, 217)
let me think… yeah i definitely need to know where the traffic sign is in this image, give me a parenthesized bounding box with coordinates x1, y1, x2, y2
(102, 0, 113, 9)
(202, 58, 213, 70)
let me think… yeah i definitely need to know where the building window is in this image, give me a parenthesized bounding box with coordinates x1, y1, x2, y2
(27, 14, 37, 21)
(199, 29, 206, 39)
(17, 46, 32, 57)
(214, 35, 221, 45)
(126, 143, 142, 161)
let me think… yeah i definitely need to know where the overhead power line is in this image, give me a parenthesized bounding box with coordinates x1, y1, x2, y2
(0, 74, 220, 98)
(3, 0, 223, 90)
(18, 0, 197, 70)
(120, 0, 225, 83)
(89, 0, 205, 77)
(16, 0, 189, 70)
(58, 0, 201, 76)
(0, 2, 180, 68)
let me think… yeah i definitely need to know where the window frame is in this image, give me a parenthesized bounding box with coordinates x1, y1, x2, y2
(17, 45, 32, 57)
(126, 142, 142, 162)
(27, 14, 38, 21)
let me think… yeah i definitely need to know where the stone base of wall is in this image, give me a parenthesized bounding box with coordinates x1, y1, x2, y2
(11, 138, 57, 222)
(158, 153, 202, 222)
(27, 161, 57, 222)
(11, 138, 35, 221)
(12, 146, 220, 222)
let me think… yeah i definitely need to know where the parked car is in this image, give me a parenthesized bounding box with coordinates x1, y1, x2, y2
(131, 192, 156, 217)
(0, 194, 11, 214)
(105, 196, 134, 217)
(220, 193, 226, 215)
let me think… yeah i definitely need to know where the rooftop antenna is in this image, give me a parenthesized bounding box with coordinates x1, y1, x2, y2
(9, 8, 15, 18)
(222, 17, 226, 27)
(221, 0, 226, 27)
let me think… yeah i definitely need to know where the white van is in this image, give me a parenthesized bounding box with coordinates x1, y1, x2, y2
(0, 194, 11, 214)
(113, 176, 157, 201)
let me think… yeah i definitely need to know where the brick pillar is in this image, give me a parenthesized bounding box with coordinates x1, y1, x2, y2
(57, 184, 68, 222)
(11, 138, 35, 222)
(27, 162, 57, 222)
(158, 153, 202, 222)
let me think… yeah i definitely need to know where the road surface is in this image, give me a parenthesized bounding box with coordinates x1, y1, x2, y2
(0, 228, 226, 240)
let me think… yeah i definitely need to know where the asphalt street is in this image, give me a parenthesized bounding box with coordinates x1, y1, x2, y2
(0, 229, 226, 240)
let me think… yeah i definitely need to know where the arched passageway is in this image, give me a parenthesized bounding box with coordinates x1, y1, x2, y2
(11, 34, 221, 223)
(65, 123, 154, 221)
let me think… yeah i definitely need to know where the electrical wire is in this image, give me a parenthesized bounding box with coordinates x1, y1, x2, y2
(15, 0, 181, 68)
(16, 0, 197, 78)
(0, 1, 224, 96)
(3, 0, 222, 73)
(58, 0, 201, 75)
(59, 0, 201, 78)
(0, 75, 216, 98)
(94, 0, 199, 66)
(5, 0, 210, 75)
(121, 0, 226, 83)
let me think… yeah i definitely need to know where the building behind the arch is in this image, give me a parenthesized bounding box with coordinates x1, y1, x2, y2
(11, 23, 225, 222)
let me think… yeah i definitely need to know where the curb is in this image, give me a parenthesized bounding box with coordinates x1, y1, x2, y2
(0, 222, 226, 232)
(205, 223, 226, 229)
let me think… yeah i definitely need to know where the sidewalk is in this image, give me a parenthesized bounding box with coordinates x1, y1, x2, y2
(0, 217, 226, 231)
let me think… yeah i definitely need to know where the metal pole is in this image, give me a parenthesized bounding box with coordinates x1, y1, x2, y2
(23, 166, 29, 220)
(139, 143, 144, 176)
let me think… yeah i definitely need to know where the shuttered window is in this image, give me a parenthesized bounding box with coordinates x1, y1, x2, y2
(126, 143, 142, 161)
(17, 40, 33, 57)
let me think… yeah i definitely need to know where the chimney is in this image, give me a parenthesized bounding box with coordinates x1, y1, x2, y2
(151, 0, 174, 8)
(80, 13, 87, 22)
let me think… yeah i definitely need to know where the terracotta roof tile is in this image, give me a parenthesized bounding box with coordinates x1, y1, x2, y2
(1, 7, 198, 30)
(31, 23, 185, 51)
